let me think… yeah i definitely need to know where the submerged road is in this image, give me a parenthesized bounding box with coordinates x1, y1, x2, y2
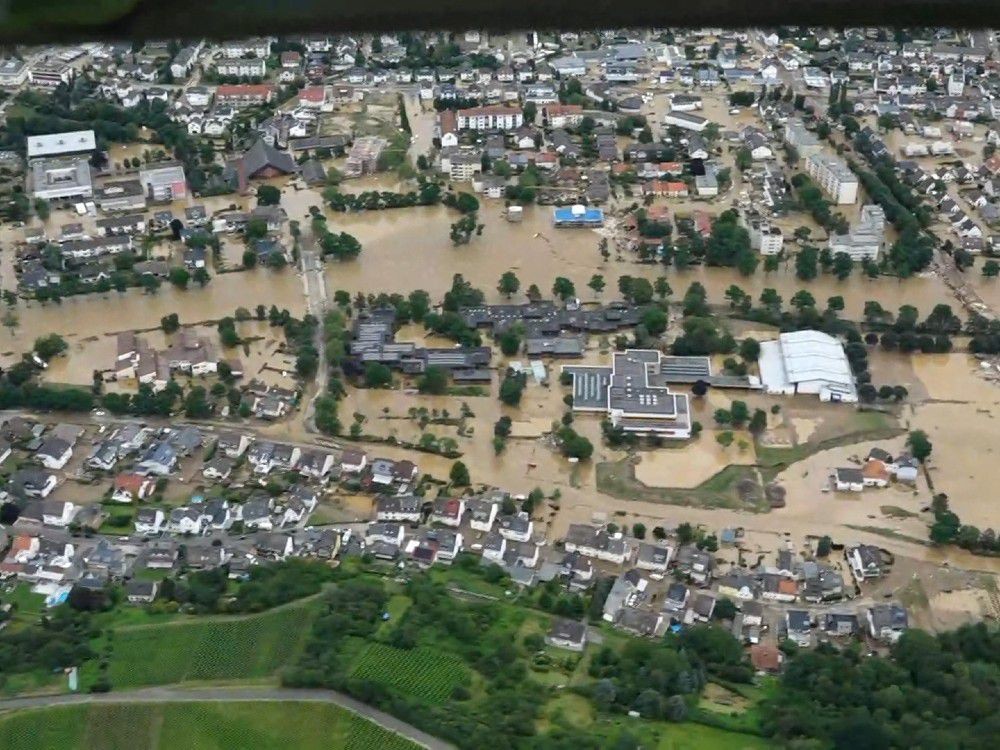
(0, 686, 455, 750)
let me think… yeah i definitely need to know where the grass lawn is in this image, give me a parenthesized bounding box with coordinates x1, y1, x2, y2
(0, 701, 420, 750)
(596, 459, 767, 512)
(350, 643, 467, 704)
(86, 602, 316, 690)
(652, 722, 769, 750)
(755, 410, 903, 479)
(2, 583, 45, 618)
(374, 594, 412, 639)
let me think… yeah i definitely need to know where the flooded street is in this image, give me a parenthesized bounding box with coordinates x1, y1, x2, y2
(0, 133, 997, 573)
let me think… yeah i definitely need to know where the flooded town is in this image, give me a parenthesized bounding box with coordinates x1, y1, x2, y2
(0, 24, 999, 750)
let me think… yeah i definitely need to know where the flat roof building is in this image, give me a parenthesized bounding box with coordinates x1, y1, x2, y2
(27, 130, 96, 160)
(758, 330, 857, 403)
(30, 156, 93, 201)
(563, 349, 692, 438)
(828, 204, 886, 261)
(805, 152, 858, 205)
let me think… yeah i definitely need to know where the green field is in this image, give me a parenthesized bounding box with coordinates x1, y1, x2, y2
(0, 701, 420, 750)
(94, 604, 314, 689)
(350, 643, 466, 704)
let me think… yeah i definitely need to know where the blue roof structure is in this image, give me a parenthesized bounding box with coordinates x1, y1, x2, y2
(553, 206, 604, 226)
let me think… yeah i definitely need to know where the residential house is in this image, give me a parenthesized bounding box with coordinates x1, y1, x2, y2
(144, 539, 179, 569)
(125, 579, 159, 604)
(867, 603, 908, 643)
(242, 494, 275, 531)
(375, 494, 423, 523)
(111, 473, 155, 503)
(365, 521, 406, 547)
(168, 506, 203, 535)
(202, 457, 235, 482)
(9, 469, 58, 498)
(255, 533, 295, 560)
(635, 543, 672, 574)
(298, 450, 335, 480)
(786, 609, 813, 647)
(134, 508, 165, 536)
(498, 513, 534, 543)
(340, 450, 367, 474)
(36, 438, 72, 470)
(847, 544, 883, 581)
(822, 611, 860, 637)
(834, 467, 864, 492)
(546, 618, 587, 651)
(136, 441, 177, 476)
(663, 582, 690, 613)
(750, 644, 784, 674)
(430, 497, 465, 527)
(563, 523, 628, 564)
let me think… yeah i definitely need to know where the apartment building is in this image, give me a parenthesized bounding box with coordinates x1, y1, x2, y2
(805, 153, 858, 204)
(456, 106, 524, 131)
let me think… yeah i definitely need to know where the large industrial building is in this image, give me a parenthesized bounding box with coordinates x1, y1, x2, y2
(758, 330, 858, 403)
(562, 350, 693, 439)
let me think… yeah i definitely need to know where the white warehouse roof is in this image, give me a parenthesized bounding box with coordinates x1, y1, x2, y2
(758, 330, 857, 402)
(27, 130, 96, 159)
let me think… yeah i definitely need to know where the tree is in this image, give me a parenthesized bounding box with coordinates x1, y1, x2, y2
(497, 270, 520, 298)
(417, 366, 448, 395)
(193, 268, 211, 286)
(552, 277, 576, 301)
(832, 251, 854, 280)
(791, 289, 816, 311)
(739, 338, 760, 362)
(242, 249, 258, 268)
(523, 100, 537, 123)
(498, 327, 522, 356)
(730, 400, 750, 426)
(160, 313, 180, 334)
(183, 386, 212, 418)
(795, 246, 819, 280)
(526, 283, 542, 302)
(983, 260, 1000, 278)
(168, 267, 191, 289)
(654, 276, 672, 300)
(34, 334, 67, 361)
(632, 523, 646, 539)
(256, 184, 281, 205)
(748, 408, 767, 435)
(364, 362, 393, 388)
(449, 460, 470, 486)
(907, 430, 932, 463)
(2, 309, 19, 336)
(499, 370, 527, 406)
(33, 198, 50, 221)
(641, 307, 668, 336)
(713, 598, 738, 620)
(588, 274, 606, 296)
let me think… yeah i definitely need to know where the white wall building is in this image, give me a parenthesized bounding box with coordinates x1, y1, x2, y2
(758, 330, 858, 403)
(827, 204, 886, 261)
(805, 153, 858, 205)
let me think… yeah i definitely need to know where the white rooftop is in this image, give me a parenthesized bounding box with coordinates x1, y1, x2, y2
(27, 130, 96, 159)
(758, 330, 857, 401)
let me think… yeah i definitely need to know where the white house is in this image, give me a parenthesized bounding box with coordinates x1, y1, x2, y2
(135, 508, 165, 535)
(36, 438, 72, 470)
(41, 500, 77, 527)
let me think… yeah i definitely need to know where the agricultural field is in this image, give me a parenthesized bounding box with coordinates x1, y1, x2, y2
(0, 701, 420, 750)
(349, 643, 466, 704)
(92, 604, 314, 689)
